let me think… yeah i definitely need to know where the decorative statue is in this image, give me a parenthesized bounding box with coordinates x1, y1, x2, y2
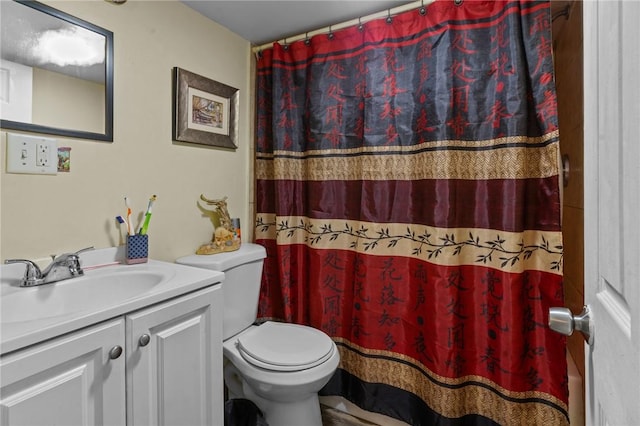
(196, 195, 241, 255)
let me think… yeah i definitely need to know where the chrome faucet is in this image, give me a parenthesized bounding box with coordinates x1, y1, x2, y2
(5, 247, 94, 287)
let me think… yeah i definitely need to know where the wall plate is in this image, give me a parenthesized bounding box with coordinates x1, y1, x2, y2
(6, 133, 57, 175)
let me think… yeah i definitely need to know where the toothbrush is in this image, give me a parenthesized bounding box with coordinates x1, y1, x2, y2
(115, 215, 128, 231)
(124, 197, 133, 236)
(139, 195, 157, 235)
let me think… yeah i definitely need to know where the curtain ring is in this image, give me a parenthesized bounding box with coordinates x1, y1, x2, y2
(283, 38, 289, 50)
(358, 17, 364, 31)
(386, 9, 393, 24)
(419, 0, 427, 15)
(328, 25, 334, 40)
(304, 32, 311, 45)
(454, 0, 463, 5)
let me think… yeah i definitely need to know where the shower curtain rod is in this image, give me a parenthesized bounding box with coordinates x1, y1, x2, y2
(252, 0, 435, 53)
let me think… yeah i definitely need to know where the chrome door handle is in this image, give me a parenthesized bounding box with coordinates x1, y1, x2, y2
(548, 305, 593, 345)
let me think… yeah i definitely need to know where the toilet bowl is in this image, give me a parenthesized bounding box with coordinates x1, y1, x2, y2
(224, 322, 340, 426)
(176, 244, 340, 426)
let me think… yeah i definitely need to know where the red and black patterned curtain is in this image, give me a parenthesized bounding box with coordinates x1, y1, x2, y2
(255, 1, 568, 424)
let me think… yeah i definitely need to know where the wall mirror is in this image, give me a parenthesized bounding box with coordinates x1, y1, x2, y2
(0, 0, 113, 141)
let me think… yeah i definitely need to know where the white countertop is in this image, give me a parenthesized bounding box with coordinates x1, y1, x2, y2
(1, 247, 224, 355)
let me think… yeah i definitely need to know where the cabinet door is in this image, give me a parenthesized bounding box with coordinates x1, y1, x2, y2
(0, 319, 126, 426)
(126, 285, 223, 426)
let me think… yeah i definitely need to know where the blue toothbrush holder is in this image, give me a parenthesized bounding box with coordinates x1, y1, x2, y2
(126, 234, 148, 264)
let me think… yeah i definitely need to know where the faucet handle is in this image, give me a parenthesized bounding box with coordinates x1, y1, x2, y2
(68, 247, 94, 275)
(50, 246, 94, 264)
(3, 259, 43, 286)
(57, 247, 92, 275)
(52, 246, 94, 258)
(75, 246, 95, 255)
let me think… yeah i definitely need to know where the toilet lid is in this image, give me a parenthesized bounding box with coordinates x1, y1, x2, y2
(236, 322, 335, 372)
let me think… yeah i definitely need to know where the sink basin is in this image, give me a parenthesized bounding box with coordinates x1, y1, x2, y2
(1, 268, 175, 323)
(0, 247, 224, 356)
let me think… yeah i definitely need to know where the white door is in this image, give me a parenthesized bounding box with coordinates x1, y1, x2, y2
(583, 0, 640, 424)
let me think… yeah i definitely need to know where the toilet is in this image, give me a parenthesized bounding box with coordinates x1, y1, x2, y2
(176, 243, 340, 426)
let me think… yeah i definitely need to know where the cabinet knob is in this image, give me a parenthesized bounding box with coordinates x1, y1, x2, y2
(109, 345, 123, 359)
(139, 334, 151, 347)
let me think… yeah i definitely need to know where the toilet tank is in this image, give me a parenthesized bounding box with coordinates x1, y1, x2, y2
(176, 243, 267, 340)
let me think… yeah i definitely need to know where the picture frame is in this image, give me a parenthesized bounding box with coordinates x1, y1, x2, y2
(173, 67, 239, 149)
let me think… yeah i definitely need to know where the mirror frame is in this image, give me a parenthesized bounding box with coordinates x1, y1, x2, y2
(0, 0, 114, 142)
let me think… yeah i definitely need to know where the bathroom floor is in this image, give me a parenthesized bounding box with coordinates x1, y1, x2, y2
(321, 405, 381, 426)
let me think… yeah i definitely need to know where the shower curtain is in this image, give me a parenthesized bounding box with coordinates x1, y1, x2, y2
(255, 1, 568, 424)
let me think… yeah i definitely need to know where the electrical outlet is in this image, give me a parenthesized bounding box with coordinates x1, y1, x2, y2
(6, 133, 57, 175)
(36, 143, 51, 167)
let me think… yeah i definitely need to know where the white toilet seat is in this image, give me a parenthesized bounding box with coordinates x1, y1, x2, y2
(236, 321, 335, 372)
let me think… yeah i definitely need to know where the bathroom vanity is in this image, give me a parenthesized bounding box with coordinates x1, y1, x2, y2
(0, 248, 224, 425)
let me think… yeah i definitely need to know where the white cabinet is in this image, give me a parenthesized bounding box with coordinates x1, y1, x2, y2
(0, 285, 222, 426)
(0, 319, 126, 425)
(126, 285, 223, 426)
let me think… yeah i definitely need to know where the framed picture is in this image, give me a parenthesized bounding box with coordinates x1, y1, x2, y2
(173, 67, 238, 149)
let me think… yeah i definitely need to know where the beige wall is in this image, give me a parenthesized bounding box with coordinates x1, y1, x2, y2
(1, 0, 253, 264)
